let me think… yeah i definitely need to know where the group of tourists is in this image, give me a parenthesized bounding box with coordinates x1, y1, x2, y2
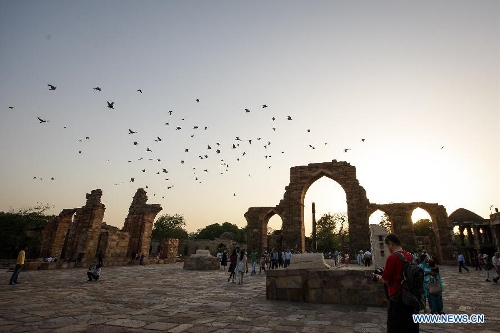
(457, 250, 500, 283)
(216, 247, 293, 284)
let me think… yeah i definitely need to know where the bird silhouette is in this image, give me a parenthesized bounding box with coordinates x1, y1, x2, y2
(107, 101, 114, 109)
(133, 142, 138, 145)
(168, 110, 173, 115)
(93, 87, 101, 91)
(37, 117, 48, 123)
(137, 89, 142, 93)
(441, 146, 444, 149)
(176, 126, 182, 130)
(245, 109, 250, 113)
(262, 105, 268, 108)
(128, 129, 137, 134)
(287, 116, 292, 120)
(344, 148, 351, 152)
(361, 139, 365, 142)
(8, 106, 13, 109)
(196, 99, 200, 102)
(47, 84, 56, 90)
(130, 178, 135, 182)
(142, 169, 146, 172)
(155, 137, 162, 142)
(146, 147, 152, 152)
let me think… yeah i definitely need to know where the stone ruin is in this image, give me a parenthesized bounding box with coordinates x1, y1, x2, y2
(183, 249, 221, 270)
(245, 160, 455, 265)
(39, 188, 163, 267)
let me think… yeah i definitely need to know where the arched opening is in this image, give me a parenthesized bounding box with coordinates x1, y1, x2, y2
(304, 176, 347, 237)
(411, 207, 434, 254)
(369, 209, 392, 233)
(267, 214, 283, 251)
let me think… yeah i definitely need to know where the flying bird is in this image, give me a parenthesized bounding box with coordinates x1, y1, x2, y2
(361, 139, 365, 142)
(176, 126, 182, 130)
(93, 87, 101, 91)
(137, 89, 142, 93)
(168, 110, 173, 115)
(130, 178, 135, 182)
(287, 116, 292, 120)
(245, 109, 250, 113)
(107, 101, 114, 109)
(146, 147, 152, 152)
(133, 142, 138, 145)
(47, 84, 56, 90)
(441, 146, 444, 149)
(37, 117, 48, 123)
(344, 148, 351, 152)
(262, 105, 268, 108)
(128, 129, 137, 134)
(196, 99, 200, 102)
(8, 106, 13, 109)
(155, 137, 162, 142)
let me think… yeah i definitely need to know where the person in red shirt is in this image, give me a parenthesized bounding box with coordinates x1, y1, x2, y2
(373, 234, 419, 333)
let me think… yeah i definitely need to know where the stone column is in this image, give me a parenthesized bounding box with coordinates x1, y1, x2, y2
(123, 188, 162, 259)
(65, 189, 105, 265)
(40, 208, 76, 259)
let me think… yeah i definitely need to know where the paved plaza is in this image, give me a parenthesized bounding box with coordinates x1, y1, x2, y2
(0, 262, 498, 333)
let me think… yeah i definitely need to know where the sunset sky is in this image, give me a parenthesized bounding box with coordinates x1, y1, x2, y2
(1, 1, 498, 235)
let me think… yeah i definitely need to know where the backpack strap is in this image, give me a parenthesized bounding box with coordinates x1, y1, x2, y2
(393, 251, 407, 294)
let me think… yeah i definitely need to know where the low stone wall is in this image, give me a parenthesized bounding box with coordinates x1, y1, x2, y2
(266, 268, 388, 307)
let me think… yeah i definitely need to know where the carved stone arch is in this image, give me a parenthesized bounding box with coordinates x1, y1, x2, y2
(244, 206, 284, 254)
(276, 160, 370, 253)
(369, 202, 453, 264)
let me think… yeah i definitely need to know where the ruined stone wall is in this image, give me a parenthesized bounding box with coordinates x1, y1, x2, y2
(369, 202, 454, 264)
(178, 239, 243, 256)
(122, 188, 162, 259)
(245, 207, 283, 254)
(160, 238, 179, 263)
(100, 229, 130, 266)
(64, 189, 105, 265)
(40, 208, 76, 259)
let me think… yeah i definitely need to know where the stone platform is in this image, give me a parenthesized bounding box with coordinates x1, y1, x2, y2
(0, 263, 498, 332)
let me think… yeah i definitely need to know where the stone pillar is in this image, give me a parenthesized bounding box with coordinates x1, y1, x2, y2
(65, 189, 105, 265)
(40, 208, 76, 259)
(122, 188, 162, 259)
(312, 202, 317, 252)
(160, 238, 179, 263)
(370, 224, 389, 268)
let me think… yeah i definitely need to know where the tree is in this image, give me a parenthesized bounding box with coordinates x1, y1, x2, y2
(151, 214, 188, 241)
(0, 203, 55, 259)
(191, 222, 246, 243)
(315, 212, 348, 253)
(379, 213, 392, 233)
(413, 219, 433, 237)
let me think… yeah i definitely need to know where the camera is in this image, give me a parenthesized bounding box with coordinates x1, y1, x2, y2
(372, 267, 384, 282)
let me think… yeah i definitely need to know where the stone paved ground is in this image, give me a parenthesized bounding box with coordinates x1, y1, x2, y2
(0, 263, 498, 333)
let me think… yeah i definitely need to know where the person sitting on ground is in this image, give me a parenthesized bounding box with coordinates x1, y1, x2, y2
(87, 263, 102, 282)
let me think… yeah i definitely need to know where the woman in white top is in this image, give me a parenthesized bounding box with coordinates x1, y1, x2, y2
(235, 250, 248, 284)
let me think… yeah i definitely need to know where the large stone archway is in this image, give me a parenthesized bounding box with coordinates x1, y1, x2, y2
(245, 160, 371, 254)
(245, 160, 454, 263)
(368, 202, 454, 264)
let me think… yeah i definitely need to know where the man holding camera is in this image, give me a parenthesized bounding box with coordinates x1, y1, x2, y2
(373, 234, 419, 333)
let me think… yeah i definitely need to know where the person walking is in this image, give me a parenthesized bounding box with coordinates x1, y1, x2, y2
(492, 252, 500, 283)
(457, 252, 469, 273)
(235, 249, 248, 285)
(221, 250, 228, 271)
(483, 253, 493, 282)
(475, 251, 483, 271)
(284, 249, 292, 268)
(250, 249, 258, 275)
(9, 246, 27, 285)
(227, 249, 237, 283)
(373, 234, 419, 333)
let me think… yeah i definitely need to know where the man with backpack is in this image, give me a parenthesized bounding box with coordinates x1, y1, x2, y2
(373, 234, 420, 333)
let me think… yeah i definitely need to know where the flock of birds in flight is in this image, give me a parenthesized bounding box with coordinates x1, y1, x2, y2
(11, 83, 445, 202)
